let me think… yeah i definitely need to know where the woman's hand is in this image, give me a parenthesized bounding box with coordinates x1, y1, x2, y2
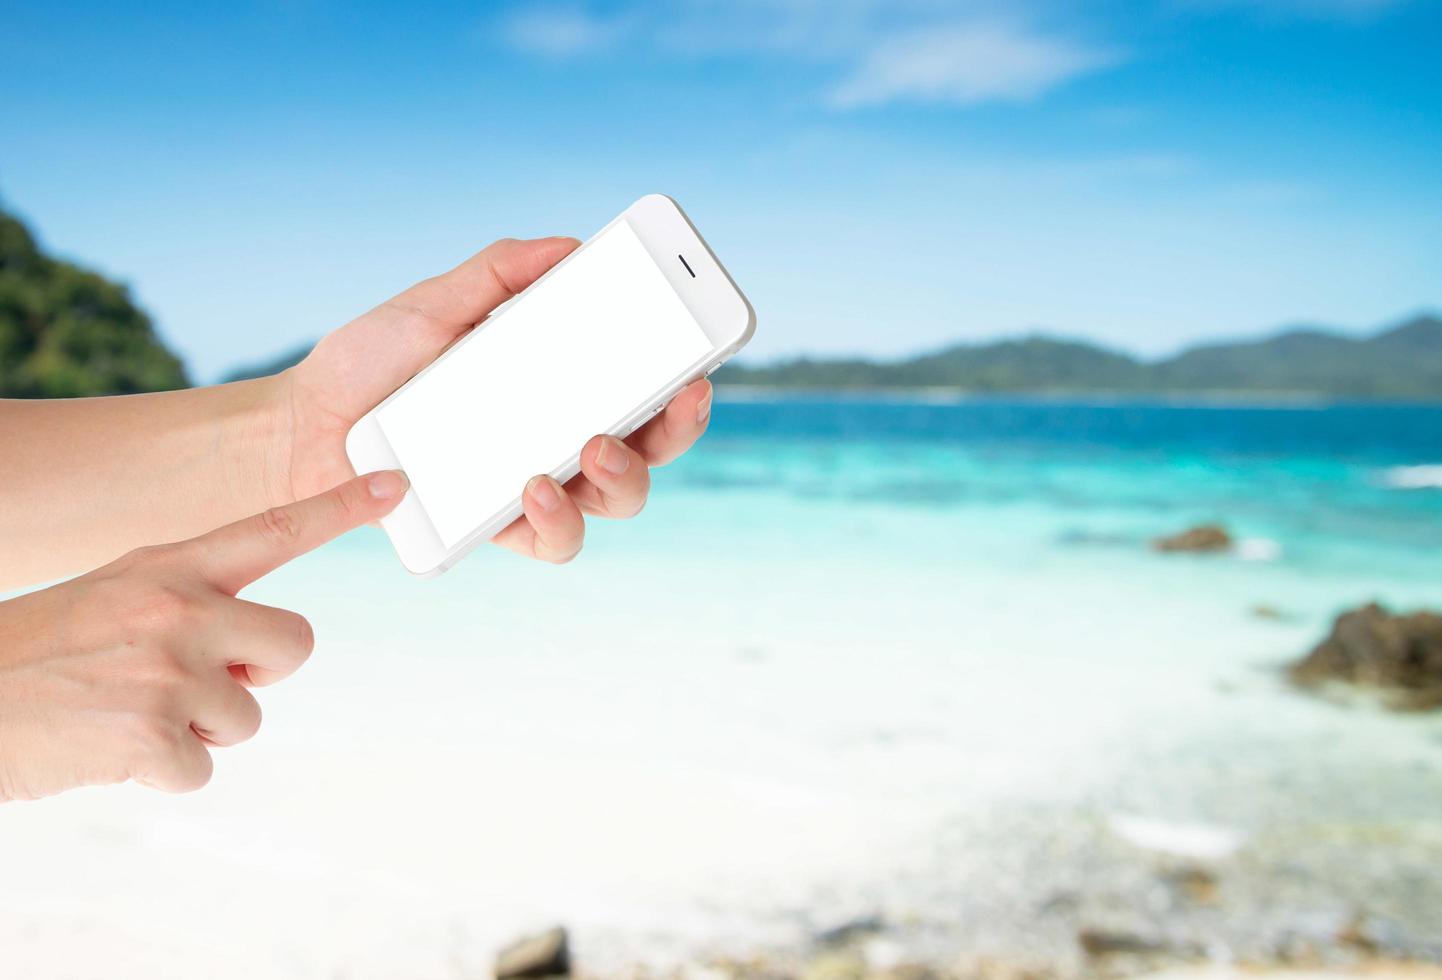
(0, 471, 408, 802)
(0, 235, 711, 587)
(272, 237, 714, 563)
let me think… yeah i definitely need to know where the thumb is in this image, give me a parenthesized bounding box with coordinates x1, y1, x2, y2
(394, 236, 579, 329)
(185, 471, 408, 594)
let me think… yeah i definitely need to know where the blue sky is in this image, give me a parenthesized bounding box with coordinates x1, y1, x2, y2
(3, 0, 1440, 382)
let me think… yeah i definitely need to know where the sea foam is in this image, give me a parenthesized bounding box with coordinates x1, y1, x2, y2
(1235, 537, 1282, 562)
(1108, 814, 1244, 861)
(1381, 464, 1442, 489)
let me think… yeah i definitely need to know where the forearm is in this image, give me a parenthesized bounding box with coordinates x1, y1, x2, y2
(0, 377, 290, 589)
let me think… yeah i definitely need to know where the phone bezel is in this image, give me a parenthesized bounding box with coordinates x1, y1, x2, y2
(344, 194, 756, 577)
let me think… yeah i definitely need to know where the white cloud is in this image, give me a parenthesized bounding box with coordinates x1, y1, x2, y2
(502, 6, 629, 57)
(830, 23, 1120, 108)
(495, 3, 1122, 109)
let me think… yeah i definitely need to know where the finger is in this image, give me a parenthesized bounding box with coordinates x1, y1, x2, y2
(491, 475, 585, 563)
(626, 379, 713, 466)
(132, 725, 214, 794)
(207, 598, 315, 688)
(189, 679, 263, 749)
(567, 435, 652, 519)
(385, 236, 579, 336)
(184, 471, 409, 595)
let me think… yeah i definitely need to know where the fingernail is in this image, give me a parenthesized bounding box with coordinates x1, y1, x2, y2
(697, 390, 713, 424)
(527, 475, 561, 512)
(596, 437, 630, 476)
(367, 470, 409, 499)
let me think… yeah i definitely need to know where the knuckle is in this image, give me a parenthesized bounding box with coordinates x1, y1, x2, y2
(117, 584, 198, 636)
(547, 545, 582, 566)
(124, 711, 180, 759)
(256, 505, 303, 546)
(531, 525, 583, 565)
(174, 751, 214, 793)
(614, 475, 651, 520)
(122, 716, 211, 793)
(205, 694, 261, 747)
(237, 697, 263, 742)
(138, 652, 190, 697)
(118, 543, 172, 570)
(290, 613, 317, 659)
(155, 651, 194, 697)
(124, 643, 194, 710)
(218, 696, 263, 746)
(263, 610, 315, 675)
(597, 496, 640, 521)
(334, 480, 370, 522)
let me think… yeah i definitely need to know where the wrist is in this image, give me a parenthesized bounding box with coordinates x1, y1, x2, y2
(228, 371, 298, 511)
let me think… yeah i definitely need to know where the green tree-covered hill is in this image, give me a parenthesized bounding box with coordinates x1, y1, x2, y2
(226, 314, 1442, 400)
(717, 315, 1442, 399)
(0, 208, 188, 397)
(1150, 317, 1442, 398)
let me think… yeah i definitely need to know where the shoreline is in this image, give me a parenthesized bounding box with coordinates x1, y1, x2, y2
(570, 793, 1442, 980)
(713, 385, 1442, 410)
(3, 402, 1439, 980)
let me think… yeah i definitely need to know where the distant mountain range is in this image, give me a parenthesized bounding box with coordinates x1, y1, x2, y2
(225, 313, 1442, 401)
(713, 314, 1442, 400)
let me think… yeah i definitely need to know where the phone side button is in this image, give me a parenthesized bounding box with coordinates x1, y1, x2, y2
(621, 406, 662, 438)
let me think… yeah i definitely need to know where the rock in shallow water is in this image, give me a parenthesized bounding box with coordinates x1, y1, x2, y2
(1152, 524, 1232, 553)
(1290, 602, 1442, 710)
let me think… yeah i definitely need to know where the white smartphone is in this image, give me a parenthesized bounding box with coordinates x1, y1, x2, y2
(345, 194, 756, 577)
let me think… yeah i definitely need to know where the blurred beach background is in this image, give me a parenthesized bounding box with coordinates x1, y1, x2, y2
(3, 1, 1442, 978)
(4, 396, 1442, 978)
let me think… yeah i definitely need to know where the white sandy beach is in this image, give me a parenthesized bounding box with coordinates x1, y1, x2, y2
(3, 405, 1441, 978)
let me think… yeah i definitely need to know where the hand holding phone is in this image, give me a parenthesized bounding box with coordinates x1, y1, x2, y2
(346, 195, 756, 575)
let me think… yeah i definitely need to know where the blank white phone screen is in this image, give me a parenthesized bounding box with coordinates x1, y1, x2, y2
(376, 219, 711, 549)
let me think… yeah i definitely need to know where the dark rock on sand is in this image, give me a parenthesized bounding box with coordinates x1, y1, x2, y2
(1336, 913, 1383, 955)
(814, 915, 886, 948)
(496, 926, 571, 979)
(1162, 865, 1220, 905)
(1290, 603, 1442, 710)
(1076, 927, 1167, 956)
(1152, 524, 1232, 553)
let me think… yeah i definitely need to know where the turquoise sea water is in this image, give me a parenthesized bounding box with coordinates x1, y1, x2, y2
(5, 395, 1442, 977)
(688, 396, 1442, 570)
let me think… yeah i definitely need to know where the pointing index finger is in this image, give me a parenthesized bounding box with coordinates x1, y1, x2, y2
(187, 471, 408, 594)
